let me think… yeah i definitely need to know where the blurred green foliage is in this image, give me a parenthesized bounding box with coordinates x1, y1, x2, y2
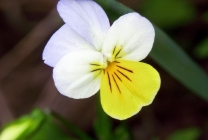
(0, 107, 133, 140)
(168, 127, 201, 140)
(111, 123, 132, 140)
(141, 0, 196, 29)
(0, 109, 70, 140)
(51, 112, 94, 140)
(0, 109, 44, 140)
(194, 37, 208, 59)
(30, 112, 71, 140)
(0, 109, 204, 140)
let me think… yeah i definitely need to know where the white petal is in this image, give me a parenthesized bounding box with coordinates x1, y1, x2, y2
(43, 24, 94, 67)
(102, 12, 155, 62)
(57, 0, 110, 51)
(53, 50, 104, 99)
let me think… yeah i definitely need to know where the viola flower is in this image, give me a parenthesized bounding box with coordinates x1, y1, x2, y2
(43, 0, 161, 120)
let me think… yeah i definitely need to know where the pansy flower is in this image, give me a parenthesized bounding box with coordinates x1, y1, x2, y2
(43, 0, 161, 120)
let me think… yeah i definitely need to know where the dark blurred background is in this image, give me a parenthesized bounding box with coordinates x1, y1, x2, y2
(0, 0, 208, 139)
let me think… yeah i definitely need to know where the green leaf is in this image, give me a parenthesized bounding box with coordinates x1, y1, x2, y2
(141, 0, 196, 29)
(151, 27, 208, 100)
(168, 127, 201, 140)
(0, 109, 70, 140)
(94, 94, 112, 140)
(194, 37, 208, 59)
(95, 0, 208, 101)
(0, 109, 45, 140)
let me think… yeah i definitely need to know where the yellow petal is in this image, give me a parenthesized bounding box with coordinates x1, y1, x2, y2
(100, 60, 160, 120)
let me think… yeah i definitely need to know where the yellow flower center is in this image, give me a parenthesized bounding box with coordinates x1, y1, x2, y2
(90, 45, 124, 76)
